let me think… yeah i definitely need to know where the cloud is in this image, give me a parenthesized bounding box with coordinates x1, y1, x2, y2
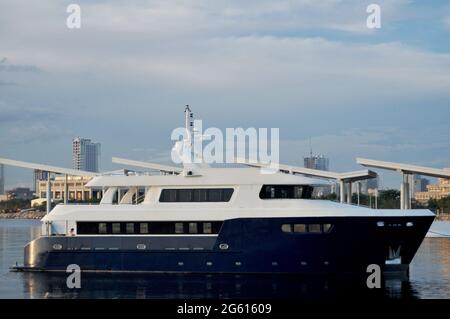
(0, 80, 18, 86)
(0, 58, 41, 73)
(1, 0, 450, 189)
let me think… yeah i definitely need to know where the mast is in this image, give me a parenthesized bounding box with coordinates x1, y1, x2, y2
(184, 105, 193, 146)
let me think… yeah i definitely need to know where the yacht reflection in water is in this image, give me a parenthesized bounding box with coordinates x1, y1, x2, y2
(21, 272, 419, 299)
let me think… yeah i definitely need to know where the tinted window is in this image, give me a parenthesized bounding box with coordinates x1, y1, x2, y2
(77, 221, 223, 235)
(126, 223, 135, 234)
(160, 188, 234, 202)
(112, 223, 121, 234)
(188, 222, 198, 234)
(178, 189, 192, 202)
(175, 223, 184, 234)
(323, 224, 333, 233)
(281, 224, 293, 233)
(203, 222, 212, 234)
(140, 223, 148, 234)
(294, 224, 307, 233)
(259, 185, 313, 199)
(99, 223, 107, 234)
(193, 189, 208, 202)
(281, 223, 334, 234)
(308, 224, 322, 233)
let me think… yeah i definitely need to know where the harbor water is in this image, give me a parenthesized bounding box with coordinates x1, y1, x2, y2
(0, 219, 449, 299)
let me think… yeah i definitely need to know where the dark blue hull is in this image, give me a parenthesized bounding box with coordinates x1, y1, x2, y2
(23, 216, 434, 274)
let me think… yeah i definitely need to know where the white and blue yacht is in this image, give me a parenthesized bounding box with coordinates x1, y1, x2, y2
(20, 108, 434, 274)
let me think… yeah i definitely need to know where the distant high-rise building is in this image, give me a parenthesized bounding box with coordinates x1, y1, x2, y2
(0, 164, 4, 195)
(304, 155, 329, 171)
(304, 153, 330, 197)
(407, 174, 430, 198)
(354, 177, 378, 195)
(72, 137, 101, 172)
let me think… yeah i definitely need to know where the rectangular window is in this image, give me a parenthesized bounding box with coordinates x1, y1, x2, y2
(193, 189, 208, 202)
(160, 188, 234, 202)
(188, 222, 198, 234)
(260, 185, 314, 199)
(112, 223, 121, 234)
(126, 223, 135, 234)
(308, 224, 322, 233)
(98, 223, 107, 234)
(294, 224, 307, 233)
(160, 189, 177, 202)
(208, 189, 222, 202)
(77, 221, 223, 235)
(203, 222, 212, 234)
(178, 189, 192, 202)
(175, 223, 184, 234)
(140, 223, 149, 234)
(281, 224, 293, 233)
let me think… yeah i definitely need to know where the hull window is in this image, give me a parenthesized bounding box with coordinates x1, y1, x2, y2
(77, 221, 223, 235)
(281, 224, 292, 233)
(203, 222, 212, 234)
(112, 223, 121, 234)
(98, 223, 107, 234)
(175, 223, 184, 234)
(126, 223, 135, 234)
(308, 224, 321, 233)
(139, 223, 149, 234)
(189, 222, 198, 234)
(294, 224, 307, 233)
(282, 223, 334, 234)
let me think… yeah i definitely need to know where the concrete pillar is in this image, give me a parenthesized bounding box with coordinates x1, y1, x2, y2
(46, 172, 51, 214)
(347, 182, 352, 204)
(400, 172, 410, 210)
(339, 180, 345, 203)
(375, 188, 378, 209)
(64, 174, 68, 205)
(405, 176, 410, 209)
(357, 182, 360, 206)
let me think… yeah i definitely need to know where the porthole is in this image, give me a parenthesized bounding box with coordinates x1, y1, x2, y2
(219, 243, 229, 250)
(52, 244, 62, 250)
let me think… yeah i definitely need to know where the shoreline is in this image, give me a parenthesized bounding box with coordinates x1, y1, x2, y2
(0, 211, 45, 220)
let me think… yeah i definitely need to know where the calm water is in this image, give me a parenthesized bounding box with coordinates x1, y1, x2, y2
(0, 219, 449, 299)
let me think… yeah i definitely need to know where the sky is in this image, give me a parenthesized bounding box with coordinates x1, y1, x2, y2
(1, 0, 450, 189)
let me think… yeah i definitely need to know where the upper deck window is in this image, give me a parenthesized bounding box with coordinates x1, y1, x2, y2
(159, 188, 234, 202)
(259, 185, 313, 199)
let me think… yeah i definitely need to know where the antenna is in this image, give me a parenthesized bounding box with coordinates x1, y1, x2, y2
(309, 137, 313, 158)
